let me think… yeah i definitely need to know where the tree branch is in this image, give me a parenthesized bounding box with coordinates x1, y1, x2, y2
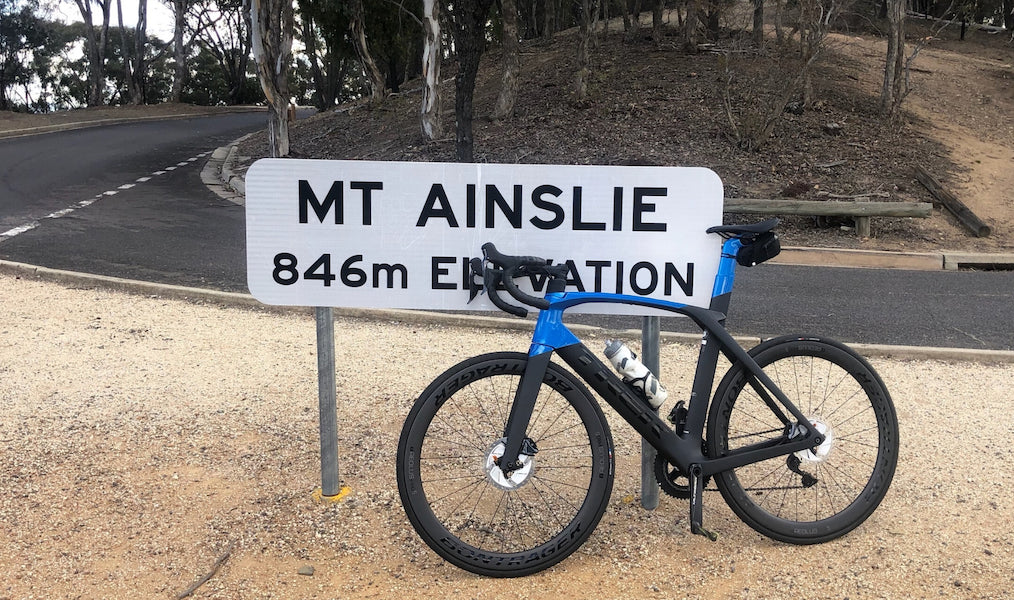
(176, 541, 235, 600)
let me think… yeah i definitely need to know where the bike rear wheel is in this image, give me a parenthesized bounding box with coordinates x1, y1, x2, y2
(707, 336, 898, 544)
(397, 352, 614, 577)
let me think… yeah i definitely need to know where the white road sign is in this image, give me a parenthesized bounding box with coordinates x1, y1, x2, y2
(245, 159, 724, 314)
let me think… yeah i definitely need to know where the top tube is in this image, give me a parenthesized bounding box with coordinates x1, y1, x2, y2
(527, 237, 745, 355)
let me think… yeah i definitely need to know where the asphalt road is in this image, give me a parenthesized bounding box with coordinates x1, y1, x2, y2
(0, 112, 264, 289)
(1, 114, 1012, 351)
(567, 265, 1014, 351)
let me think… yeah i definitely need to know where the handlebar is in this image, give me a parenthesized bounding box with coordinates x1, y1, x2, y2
(475, 243, 568, 318)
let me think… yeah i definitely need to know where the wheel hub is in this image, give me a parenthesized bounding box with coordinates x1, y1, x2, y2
(795, 419, 833, 463)
(484, 438, 535, 491)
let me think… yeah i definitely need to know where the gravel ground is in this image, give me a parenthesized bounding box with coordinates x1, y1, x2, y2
(1, 272, 1012, 599)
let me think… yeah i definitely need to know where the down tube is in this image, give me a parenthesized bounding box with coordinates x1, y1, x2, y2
(555, 344, 703, 472)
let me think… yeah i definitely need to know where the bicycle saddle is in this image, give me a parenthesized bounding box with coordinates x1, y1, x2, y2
(706, 218, 780, 238)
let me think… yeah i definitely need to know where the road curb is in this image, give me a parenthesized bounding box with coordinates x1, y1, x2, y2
(3, 258, 1012, 364)
(202, 134, 253, 205)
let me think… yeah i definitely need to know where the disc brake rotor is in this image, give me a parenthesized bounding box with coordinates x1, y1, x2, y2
(484, 438, 535, 491)
(794, 419, 833, 463)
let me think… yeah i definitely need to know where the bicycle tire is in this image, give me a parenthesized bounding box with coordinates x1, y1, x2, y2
(397, 352, 614, 577)
(707, 336, 898, 544)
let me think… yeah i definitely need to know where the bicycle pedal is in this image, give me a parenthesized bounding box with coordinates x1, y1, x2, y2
(691, 522, 719, 542)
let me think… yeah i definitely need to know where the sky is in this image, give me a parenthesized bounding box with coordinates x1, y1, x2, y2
(51, 0, 177, 40)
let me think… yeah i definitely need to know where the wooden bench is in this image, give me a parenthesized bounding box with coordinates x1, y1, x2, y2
(724, 198, 933, 237)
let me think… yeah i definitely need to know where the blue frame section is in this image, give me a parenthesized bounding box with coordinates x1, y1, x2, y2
(711, 238, 743, 298)
(529, 237, 743, 357)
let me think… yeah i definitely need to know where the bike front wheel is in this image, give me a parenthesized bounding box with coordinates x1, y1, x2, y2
(397, 352, 614, 577)
(707, 336, 898, 544)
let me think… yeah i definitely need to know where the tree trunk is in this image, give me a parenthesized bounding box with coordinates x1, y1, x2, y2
(115, 0, 135, 103)
(301, 12, 326, 108)
(420, 0, 442, 139)
(542, 0, 553, 40)
(879, 0, 905, 115)
(492, 0, 521, 120)
(448, 0, 495, 161)
(651, 0, 663, 46)
(574, 0, 594, 102)
(773, 0, 783, 43)
(115, 0, 146, 104)
(351, 0, 385, 101)
(683, 0, 700, 51)
(752, 0, 764, 48)
(133, 0, 147, 103)
(74, 0, 112, 106)
(251, 0, 294, 158)
(170, 0, 186, 103)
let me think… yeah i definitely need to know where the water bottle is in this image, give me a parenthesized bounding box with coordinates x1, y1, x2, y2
(603, 339, 668, 409)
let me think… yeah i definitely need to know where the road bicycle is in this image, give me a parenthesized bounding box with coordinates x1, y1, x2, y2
(396, 219, 898, 577)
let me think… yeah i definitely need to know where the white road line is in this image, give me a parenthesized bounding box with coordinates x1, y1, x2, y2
(1, 223, 38, 237)
(1, 149, 213, 243)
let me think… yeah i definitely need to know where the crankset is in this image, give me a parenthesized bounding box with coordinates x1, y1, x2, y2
(654, 455, 711, 499)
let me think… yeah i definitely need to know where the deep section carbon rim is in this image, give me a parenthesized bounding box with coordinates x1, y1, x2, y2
(397, 352, 613, 576)
(709, 338, 898, 543)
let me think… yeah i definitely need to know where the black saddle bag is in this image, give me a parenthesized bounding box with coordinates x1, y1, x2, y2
(736, 232, 781, 267)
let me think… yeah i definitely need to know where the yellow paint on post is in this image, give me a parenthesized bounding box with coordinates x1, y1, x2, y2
(312, 486, 351, 504)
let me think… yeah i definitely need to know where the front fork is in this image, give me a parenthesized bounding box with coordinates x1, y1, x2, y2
(497, 350, 552, 474)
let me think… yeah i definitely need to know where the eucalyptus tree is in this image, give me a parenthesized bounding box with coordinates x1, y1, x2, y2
(70, 0, 113, 105)
(114, 0, 147, 103)
(188, 0, 253, 105)
(1, 0, 52, 109)
(251, 0, 292, 156)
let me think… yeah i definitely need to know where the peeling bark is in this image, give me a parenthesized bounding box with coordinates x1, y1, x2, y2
(420, 0, 441, 139)
(251, 0, 293, 158)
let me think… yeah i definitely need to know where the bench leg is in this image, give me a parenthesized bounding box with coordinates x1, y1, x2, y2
(854, 216, 871, 237)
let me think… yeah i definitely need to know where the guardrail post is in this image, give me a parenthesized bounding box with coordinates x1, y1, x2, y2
(315, 306, 341, 497)
(640, 315, 660, 510)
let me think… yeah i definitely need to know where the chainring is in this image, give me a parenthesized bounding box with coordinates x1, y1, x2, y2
(653, 455, 691, 499)
(653, 455, 711, 499)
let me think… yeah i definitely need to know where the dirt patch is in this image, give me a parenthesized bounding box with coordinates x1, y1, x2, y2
(1, 274, 1012, 599)
(233, 19, 1013, 253)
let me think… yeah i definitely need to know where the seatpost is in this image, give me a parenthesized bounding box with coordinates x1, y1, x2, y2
(708, 238, 743, 319)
